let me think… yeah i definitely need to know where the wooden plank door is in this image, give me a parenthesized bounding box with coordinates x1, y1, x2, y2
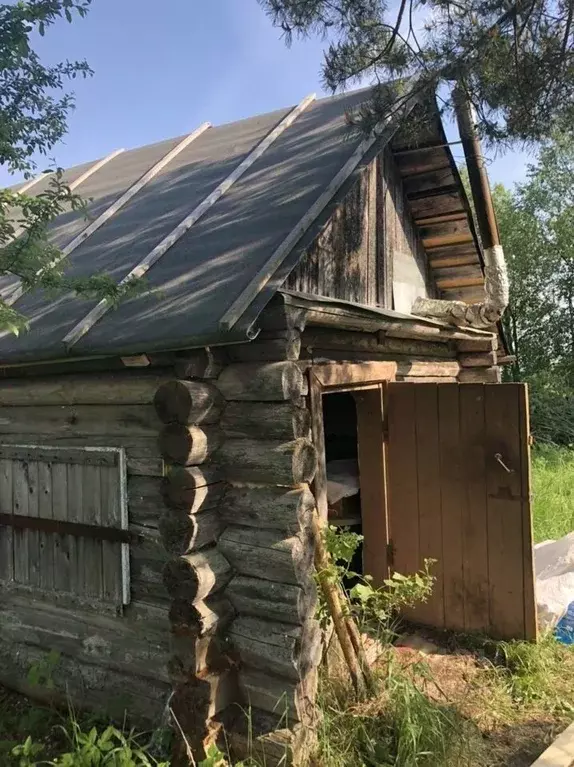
(386, 382, 537, 641)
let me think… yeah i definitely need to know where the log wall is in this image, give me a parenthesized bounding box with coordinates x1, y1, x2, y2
(0, 369, 177, 721)
(215, 360, 320, 765)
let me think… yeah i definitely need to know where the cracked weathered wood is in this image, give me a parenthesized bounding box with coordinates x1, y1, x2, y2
(219, 438, 317, 485)
(153, 380, 224, 425)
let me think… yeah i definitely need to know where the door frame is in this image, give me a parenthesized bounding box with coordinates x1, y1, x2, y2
(308, 361, 396, 585)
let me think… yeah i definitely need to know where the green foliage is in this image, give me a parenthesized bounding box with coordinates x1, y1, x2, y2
(493, 133, 574, 444)
(320, 524, 435, 640)
(27, 649, 61, 690)
(531, 444, 574, 542)
(0, 1, 141, 334)
(260, 0, 574, 146)
(10, 720, 171, 767)
(493, 635, 574, 711)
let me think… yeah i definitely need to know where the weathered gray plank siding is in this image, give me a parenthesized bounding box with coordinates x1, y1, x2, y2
(284, 149, 434, 311)
(0, 447, 128, 610)
(0, 368, 172, 723)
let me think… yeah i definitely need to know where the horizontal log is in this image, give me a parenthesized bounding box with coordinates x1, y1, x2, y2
(173, 348, 227, 380)
(159, 509, 221, 556)
(256, 298, 308, 333)
(396, 360, 460, 377)
(456, 336, 498, 352)
(0, 372, 172, 406)
(162, 547, 232, 603)
(238, 667, 317, 722)
(458, 366, 502, 383)
(218, 526, 314, 586)
(227, 334, 301, 363)
(302, 328, 454, 359)
(229, 616, 321, 681)
(158, 425, 223, 465)
(224, 709, 311, 767)
(227, 575, 317, 625)
(221, 401, 311, 441)
(169, 598, 234, 676)
(0, 404, 161, 438)
(217, 362, 307, 402)
(153, 380, 224, 425)
(169, 669, 239, 755)
(219, 438, 317, 486)
(0, 640, 171, 725)
(397, 376, 458, 383)
(128, 476, 163, 526)
(220, 484, 315, 534)
(169, 595, 234, 635)
(458, 351, 497, 367)
(162, 465, 223, 511)
(0, 593, 171, 684)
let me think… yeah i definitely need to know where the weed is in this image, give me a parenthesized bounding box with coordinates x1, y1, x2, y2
(531, 444, 574, 542)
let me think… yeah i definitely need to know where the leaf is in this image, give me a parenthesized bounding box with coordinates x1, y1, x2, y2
(38, 21, 45, 36)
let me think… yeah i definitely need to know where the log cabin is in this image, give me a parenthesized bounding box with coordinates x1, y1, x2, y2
(0, 87, 536, 765)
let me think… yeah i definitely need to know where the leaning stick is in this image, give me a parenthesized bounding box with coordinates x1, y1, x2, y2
(312, 509, 366, 697)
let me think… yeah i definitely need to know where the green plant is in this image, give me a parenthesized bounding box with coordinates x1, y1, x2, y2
(27, 650, 61, 690)
(493, 635, 574, 712)
(531, 444, 574, 542)
(320, 524, 435, 640)
(11, 735, 44, 767)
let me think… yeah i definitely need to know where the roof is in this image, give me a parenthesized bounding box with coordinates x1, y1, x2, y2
(0, 87, 485, 364)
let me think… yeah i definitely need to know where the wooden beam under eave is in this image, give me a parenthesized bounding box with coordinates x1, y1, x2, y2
(423, 233, 475, 249)
(414, 211, 468, 226)
(435, 275, 485, 290)
(430, 253, 481, 269)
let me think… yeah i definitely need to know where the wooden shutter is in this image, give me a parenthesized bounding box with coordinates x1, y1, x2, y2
(386, 382, 537, 641)
(0, 445, 129, 610)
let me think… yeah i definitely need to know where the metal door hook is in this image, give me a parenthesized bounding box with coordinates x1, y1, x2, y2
(494, 453, 513, 473)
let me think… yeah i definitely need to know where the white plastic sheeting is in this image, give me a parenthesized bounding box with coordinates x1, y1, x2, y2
(534, 532, 574, 631)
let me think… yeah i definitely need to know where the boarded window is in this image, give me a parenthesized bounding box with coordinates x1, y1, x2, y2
(0, 445, 129, 610)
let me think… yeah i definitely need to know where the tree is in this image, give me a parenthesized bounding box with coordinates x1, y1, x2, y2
(0, 1, 133, 334)
(494, 133, 574, 443)
(260, 0, 574, 146)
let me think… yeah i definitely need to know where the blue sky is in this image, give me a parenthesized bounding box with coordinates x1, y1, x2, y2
(1, 0, 534, 188)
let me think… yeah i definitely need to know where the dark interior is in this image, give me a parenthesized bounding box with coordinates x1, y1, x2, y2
(322, 391, 363, 575)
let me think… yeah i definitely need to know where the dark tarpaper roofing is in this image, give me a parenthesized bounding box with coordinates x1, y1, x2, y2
(0, 88, 417, 364)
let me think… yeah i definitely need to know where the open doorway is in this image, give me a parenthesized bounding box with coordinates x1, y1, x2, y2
(309, 364, 394, 587)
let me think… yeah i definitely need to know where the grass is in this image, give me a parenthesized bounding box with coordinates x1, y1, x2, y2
(532, 444, 574, 542)
(316, 634, 574, 767)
